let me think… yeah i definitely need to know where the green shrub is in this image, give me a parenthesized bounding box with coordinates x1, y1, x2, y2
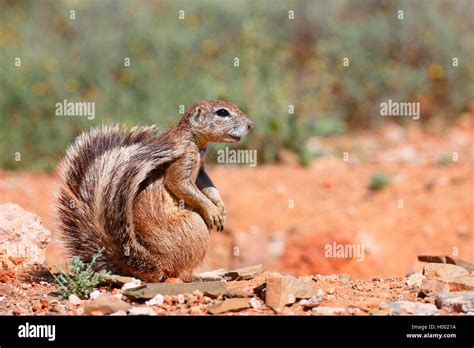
(0, 0, 471, 170)
(49, 248, 110, 299)
(369, 171, 391, 191)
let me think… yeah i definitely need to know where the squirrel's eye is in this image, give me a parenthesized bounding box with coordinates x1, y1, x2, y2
(215, 109, 230, 117)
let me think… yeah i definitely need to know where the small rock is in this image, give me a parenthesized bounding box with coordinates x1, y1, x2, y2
(84, 294, 132, 315)
(121, 278, 142, 290)
(191, 269, 226, 281)
(176, 294, 185, 304)
(435, 291, 474, 313)
(448, 275, 474, 292)
(224, 264, 263, 281)
(406, 272, 425, 288)
(145, 294, 164, 306)
(327, 287, 335, 295)
(383, 301, 438, 315)
(0, 203, 51, 270)
(101, 275, 137, 288)
(68, 294, 82, 306)
(89, 290, 101, 300)
(265, 275, 319, 310)
(422, 263, 469, 281)
(301, 289, 324, 309)
(208, 298, 250, 315)
(312, 306, 346, 315)
(111, 288, 122, 295)
(418, 278, 449, 298)
(128, 306, 156, 316)
(249, 297, 262, 309)
(124, 281, 227, 300)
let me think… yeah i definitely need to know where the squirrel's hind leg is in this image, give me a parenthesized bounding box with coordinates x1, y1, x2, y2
(132, 179, 210, 280)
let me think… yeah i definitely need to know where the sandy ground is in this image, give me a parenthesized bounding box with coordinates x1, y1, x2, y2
(1, 114, 472, 280)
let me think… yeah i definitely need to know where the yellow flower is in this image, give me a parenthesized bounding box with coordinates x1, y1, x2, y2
(186, 12, 199, 29)
(202, 40, 219, 56)
(43, 59, 59, 73)
(119, 69, 133, 84)
(65, 78, 79, 93)
(84, 86, 100, 100)
(427, 64, 444, 80)
(32, 81, 54, 96)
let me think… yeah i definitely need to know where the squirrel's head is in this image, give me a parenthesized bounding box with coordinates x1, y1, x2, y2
(181, 100, 253, 144)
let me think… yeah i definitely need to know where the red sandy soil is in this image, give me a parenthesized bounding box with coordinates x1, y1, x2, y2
(0, 114, 472, 280)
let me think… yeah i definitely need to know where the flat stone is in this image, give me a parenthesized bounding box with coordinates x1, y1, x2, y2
(123, 281, 226, 300)
(418, 255, 474, 272)
(224, 264, 263, 281)
(265, 275, 319, 310)
(383, 301, 438, 315)
(435, 291, 474, 313)
(422, 263, 468, 281)
(208, 298, 250, 315)
(418, 278, 450, 298)
(448, 275, 474, 291)
(191, 269, 226, 281)
(84, 294, 132, 315)
(100, 275, 137, 288)
(222, 288, 253, 298)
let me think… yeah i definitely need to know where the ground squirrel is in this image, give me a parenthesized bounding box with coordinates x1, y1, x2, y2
(56, 100, 253, 281)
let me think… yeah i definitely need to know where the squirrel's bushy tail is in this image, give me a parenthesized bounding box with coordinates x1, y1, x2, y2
(55, 125, 175, 277)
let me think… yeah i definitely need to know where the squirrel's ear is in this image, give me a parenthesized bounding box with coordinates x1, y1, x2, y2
(189, 108, 205, 126)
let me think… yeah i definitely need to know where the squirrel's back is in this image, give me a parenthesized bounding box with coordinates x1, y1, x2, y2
(55, 124, 209, 281)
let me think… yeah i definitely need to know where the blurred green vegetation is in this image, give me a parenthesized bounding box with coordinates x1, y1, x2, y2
(368, 171, 391, 191)
(0, 0, 472, 171)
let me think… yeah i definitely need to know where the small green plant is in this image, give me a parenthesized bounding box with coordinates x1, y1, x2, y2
(48, 248, 110, 299)
(437, 154, 453, 166)
(369, 171, 391, 191)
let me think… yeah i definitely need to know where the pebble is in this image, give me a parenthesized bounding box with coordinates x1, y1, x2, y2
(121, 278, 142, 290)
(249, 297, 262, 309)
(145, 294, 164, 306)
(128, 306, 156, 316)
(68, 294, 82, 306)
(89, 290, 101, 300)
(406, 272, 425, 288)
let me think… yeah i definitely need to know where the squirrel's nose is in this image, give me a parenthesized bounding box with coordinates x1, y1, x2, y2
(246, 119, 254, 130)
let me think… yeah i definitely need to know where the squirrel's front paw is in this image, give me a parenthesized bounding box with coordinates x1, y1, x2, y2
(201, 204, 224, 232)
(201, 187, 226, 222)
